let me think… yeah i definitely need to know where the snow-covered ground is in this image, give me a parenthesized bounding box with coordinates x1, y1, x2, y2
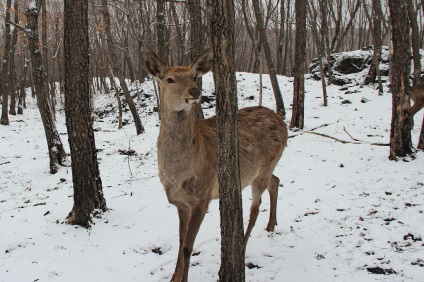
(0, 72, 423, 282)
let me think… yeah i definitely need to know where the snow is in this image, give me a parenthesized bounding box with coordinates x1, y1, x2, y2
(0, 72, 423, 282)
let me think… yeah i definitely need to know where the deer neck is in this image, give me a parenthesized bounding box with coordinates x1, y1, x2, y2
(158, 107, 198, 175)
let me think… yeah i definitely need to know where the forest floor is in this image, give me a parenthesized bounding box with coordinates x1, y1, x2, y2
(0, 72, 423, 281)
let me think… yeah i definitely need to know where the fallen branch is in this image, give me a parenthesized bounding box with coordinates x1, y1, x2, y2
(0, 161, 11, 166)
(289, 121, 338, 138)
(298, 129, 389, 146)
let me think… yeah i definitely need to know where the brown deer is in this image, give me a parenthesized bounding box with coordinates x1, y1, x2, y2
(144, 49, 288, 282)
(411, 80, 424, 128)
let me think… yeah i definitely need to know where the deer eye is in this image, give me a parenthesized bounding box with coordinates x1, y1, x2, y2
(193, 77, 197, 82)
(167, 78, 175, 84)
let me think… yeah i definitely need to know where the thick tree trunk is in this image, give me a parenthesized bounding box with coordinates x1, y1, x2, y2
(64, 0, 107, 228)
(26, 2, 67, 174)
(388, 0, 414, 160)
(252, 0, 285, 118)
(291, 0, 307, 129)
(211, 1, 245, 281)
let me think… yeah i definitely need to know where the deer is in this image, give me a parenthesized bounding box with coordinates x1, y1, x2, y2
(144, 49, 288, 282)
(410, 80, 424, 128)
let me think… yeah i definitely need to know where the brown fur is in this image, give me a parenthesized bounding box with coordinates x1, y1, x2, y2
(411, 81, 424, 122)
(145, 49, 288, 282)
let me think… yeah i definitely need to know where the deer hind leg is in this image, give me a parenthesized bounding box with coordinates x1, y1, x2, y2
(266, 174, 280, 232)
(171, 205, 190, 282)
(179, 201, 209, 282)
(244, 178, 268, 250)
(410, 103, 421, 129)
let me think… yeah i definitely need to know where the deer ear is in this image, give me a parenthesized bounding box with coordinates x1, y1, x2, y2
(144, 50, 164, 79)
(191, 49, 213, 77)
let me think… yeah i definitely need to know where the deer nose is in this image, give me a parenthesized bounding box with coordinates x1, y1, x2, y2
(188, 88, 200, 99)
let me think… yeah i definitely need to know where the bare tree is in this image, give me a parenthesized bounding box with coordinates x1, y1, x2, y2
(291, 0, 307, 129)
(362, 0, 384, 95)
(100, 0, 144, 135)
(407, 0, 421, 85)
(388, 0, 414, 160)
(1, 0, 12, 125)
(64, 0, 107, 227)
(211, 0, 245, 280)
(26, 1, 67, 173)
(252, 0, 285, 118)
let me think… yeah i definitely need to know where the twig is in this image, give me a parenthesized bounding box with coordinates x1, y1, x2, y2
(0, 161, 11, 166)
(289, 121, 337, 138)
(342, 126, 390, 146)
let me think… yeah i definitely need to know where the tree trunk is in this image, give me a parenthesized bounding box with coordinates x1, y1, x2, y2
(1, 0, 12, 125)
(252, 0, 286, 118)
(407, 0, 422, 84)
(64, 0, 107, 228)
(291, 0, 307, 129)
(388, 0, 414, 160)
(211, 1, 245, 281)
(101, 0, 144, 135)
(188, 0, 205, 119)
(26, 2, 67, 174)
(18, 58, 28, 115)
(418, 115, 424, 150)
(362, 0, 383, 95)
(320, 0, 332, 85)
(8, 0, 19, 116)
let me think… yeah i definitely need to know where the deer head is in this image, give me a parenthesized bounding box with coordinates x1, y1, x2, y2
(144, 49, 213, 112)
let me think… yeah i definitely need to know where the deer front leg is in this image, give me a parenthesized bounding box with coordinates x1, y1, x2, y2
(171, 205, 190, 282)
(179, 201, 209, 282)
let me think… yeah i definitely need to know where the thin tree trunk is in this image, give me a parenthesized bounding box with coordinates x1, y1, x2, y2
(188, 0, 205, 119)
(388, 0, 414, 160)
(211, 0, 245, 281)
(8, 0, 19, 116)
(1, 0, 12, 125)
(26, 2, 67, 174)
(407, 0, 421, 84)
(108, 65, 123, 129)
(418, 115, 424, 150)
(291, 0, 307, 129)
(252, 0, 285, 118)
(101, 0, 144, 135)
(18, 58, 28, 115)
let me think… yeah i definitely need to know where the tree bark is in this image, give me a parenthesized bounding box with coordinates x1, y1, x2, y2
(64, 0, 107, 228)
(407, 0, 422, 84)
(211, 0, 245, 281)
(252, 0, 286, 118)
(188, 0, 205, 119)
(291, 0, 307, 129)
(1, 0, 12, 125)
(388, 0, 414, 160)
(8, 0, 19, 116)
(418, 115, 424, 150)
(26, 2, 67, 174)
(362, 0, 383, 96)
